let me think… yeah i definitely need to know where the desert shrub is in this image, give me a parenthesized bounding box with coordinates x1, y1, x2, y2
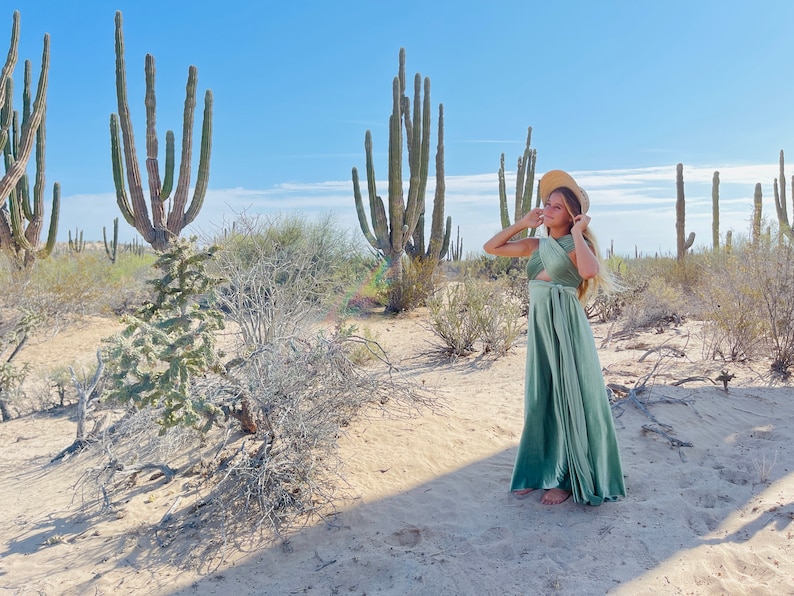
(426, 281, 482, 356)
(84, 221, 431, 551)
(427, 276, 524, 357)
(0, 250, 154, 319)
(753, 243, 794, 377)
(211, 212, 366, 345)
(694, 248, 766, 361)
(386, 255, 443, 313)
(617, 256, 700, 330)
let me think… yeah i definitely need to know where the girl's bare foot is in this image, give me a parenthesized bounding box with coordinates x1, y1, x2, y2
(541, 488, 571, 505)
(513, 488, 534, 496)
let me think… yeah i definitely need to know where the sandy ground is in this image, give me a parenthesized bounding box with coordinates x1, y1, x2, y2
(1, 309, 793, 595)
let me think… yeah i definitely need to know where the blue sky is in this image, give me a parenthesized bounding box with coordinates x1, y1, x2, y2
(8, 1, 794, 256)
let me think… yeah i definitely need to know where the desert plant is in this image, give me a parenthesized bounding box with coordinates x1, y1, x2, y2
(0, 309, 38, 421)
(753, 183, 763, 246)
(68, 227, 84, 253)
(711, 171, 720, 251)
(0, 10, 59, 268)
(675, 163, 695, 261)
(696, 248, 766, 362)
(773, 150, 794, 243)
(351, 48, 451, 311)
(103, 238, 226, 430)
(754, 243, 794, 377)
(427, 276, 523, 357)
(110, 10, 212, 251)
(103, 217, 118, 263)
(210, 212, 363, 347)
(498, 126, 540, 238)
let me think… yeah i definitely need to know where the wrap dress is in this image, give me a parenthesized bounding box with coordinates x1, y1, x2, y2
(510, 234, 625, 505)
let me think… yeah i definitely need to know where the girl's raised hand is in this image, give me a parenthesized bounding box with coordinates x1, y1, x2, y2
(572, 214, 590, 234)
(520, 208, 544, 229)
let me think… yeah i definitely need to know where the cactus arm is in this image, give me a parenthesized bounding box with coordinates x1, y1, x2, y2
(522, 146, 537, 217)
(167, 65, 198, 236)
(403, 76, 428, 248)
(711, 171, 719, 251)
(753, 183, 764, 245)
(183, 89, 212, 227)
(110, 114, 135, 226)
(161, 129, 175, 201)
(528, 182, 542, 237)
(103, 217, 119, 263)
(113, 11, 153, 243)
(363, 130, 388, 250)
(143, 53, 166, 231)
(34, 180, 57, 260)
(779, 150, 788, 224)
(0, 11, 19, 106)
(675, 163, 695, 260)
(0, 32, 47, 202)
(498, 153, 509, 229)
(387, 80, 404, 256)
(427, 103, 446, 261)
(352, 166, 379, 251)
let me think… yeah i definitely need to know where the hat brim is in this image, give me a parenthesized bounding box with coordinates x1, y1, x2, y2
(539, 169, 589, 214)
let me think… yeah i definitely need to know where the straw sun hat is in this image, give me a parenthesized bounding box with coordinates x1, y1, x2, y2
(538, 169, 590, 215)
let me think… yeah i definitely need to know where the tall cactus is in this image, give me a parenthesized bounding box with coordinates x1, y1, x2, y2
(675, 163, 695, 261)
(103, 217, 119, 264)
(711, 171, 720, 252)
(498, 126, 539, 238)
(0, 11, 58, 268)
(773, 149, 793, 242)
(110, 10, 212, 252)
(753, 183, 763, 247)
(352, 48, 451, 290)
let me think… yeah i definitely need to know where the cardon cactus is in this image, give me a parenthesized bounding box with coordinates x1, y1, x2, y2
(773, 149, 793, 242)
(753, 183, 763, 246)
(499, 126, 539, 238)
(711, 171, 720, 251)
(352, 48, 451, 295)
(110, 10, 212, 251)
(0, 11, 59, 268)
(675, 163, 695, 260)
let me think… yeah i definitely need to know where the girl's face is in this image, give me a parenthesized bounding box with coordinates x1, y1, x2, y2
(543, 191, 573, 230)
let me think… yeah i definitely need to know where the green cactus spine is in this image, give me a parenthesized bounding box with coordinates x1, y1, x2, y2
(103, 217, 119, 263)
(498, 127, 538, 238)
(675, 163, 695, 261)
(110, 10, 212, 252)
(711, 171, 720, 251)
(352, 48, 450, 295)
(0, 11, 58, 268)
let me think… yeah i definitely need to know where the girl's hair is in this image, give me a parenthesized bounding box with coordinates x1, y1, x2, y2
(546, 186, 618, 303)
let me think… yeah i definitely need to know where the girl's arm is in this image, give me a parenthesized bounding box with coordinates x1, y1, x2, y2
(569, 215, 599, 279)
(483, 208, 543, 257)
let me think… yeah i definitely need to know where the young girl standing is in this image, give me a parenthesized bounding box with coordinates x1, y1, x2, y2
(483, 169, 625, 505)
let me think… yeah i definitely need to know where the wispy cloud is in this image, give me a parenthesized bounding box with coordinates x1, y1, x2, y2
(56, 162, 785, 257)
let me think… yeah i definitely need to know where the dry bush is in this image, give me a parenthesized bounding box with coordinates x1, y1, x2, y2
(617, 256, 700, 331)
(695, 248, 766, 362)
(71, 214, 433, 560)
(427, 276, 524, 357)
(753, 242, 794, 377)
(387, 255, 442, 313)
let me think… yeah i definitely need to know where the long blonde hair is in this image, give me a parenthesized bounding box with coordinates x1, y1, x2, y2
(547, 187, 617, 304)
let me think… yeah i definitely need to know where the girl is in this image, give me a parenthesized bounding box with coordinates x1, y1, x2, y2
(483, 169, 625, 505)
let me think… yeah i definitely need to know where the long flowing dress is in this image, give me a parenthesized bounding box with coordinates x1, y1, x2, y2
(510, 234, 626, 505)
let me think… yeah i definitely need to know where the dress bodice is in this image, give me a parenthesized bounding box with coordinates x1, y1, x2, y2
(526, 235, 582, 287)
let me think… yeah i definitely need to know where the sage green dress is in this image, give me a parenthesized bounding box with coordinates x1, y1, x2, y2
(510, 234, 625, 505)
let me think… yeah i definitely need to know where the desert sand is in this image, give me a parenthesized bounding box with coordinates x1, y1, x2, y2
(1, 309, 793, 595)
